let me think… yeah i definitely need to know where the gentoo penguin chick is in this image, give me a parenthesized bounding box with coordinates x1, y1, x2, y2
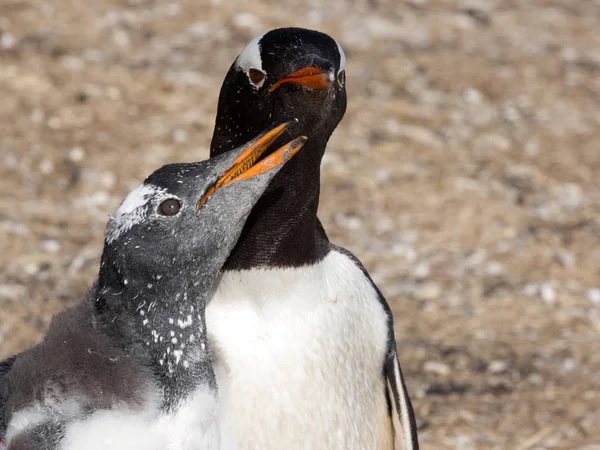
(0, 122, 305, 450)
(207, 28, 419, 449)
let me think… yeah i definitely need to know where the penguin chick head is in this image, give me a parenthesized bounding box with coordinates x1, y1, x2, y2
(100, 120, 306, 291)
(211, 27, 347, 157)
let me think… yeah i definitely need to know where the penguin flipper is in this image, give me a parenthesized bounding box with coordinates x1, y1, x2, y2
(331, 245, 419, 450)
(385, 346, 419, 450)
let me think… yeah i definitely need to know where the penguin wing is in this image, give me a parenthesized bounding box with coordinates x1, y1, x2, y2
(331, 245, 419, 450)
(385, 344, 420, 450)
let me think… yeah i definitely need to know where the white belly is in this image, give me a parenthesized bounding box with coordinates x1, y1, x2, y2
(6, 388, 234, 450)
(206, 250, 393, 450)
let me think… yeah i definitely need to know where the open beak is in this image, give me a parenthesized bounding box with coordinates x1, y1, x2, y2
(198, 119, 306, 210)
(269, 66, 335, 93)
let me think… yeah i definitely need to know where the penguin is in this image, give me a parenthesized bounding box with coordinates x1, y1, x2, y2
(0, 122, 305, 450)
(206, 28, 419, 450)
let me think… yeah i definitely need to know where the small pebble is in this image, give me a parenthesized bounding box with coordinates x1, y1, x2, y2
(106, 86, 121, 100)
(165, 2, 182, 16)
(562, 359, 576, 372)
(527, 373, 544, 386)
(587, 289, 600, 306)
(30, 108, 45, 123)
(23, 262, 40, 276)
(335, 213, 362, 230)
(463, 88, 483, 104)
(47, 117, 62, 130)
(173, 129, 188, 143)
(112, 30, 131, 49)
(523, 284, 538, 297)
(561, 47, 579, 62)
(0, 32, 17, 50)
(41, 240, 60, 253)
(61, 56, 84, 71)
(558, 251, 575, 269)
(453, 435, 474, 450)
(232, 12, 262, 31)
(488, 360, 508, 374)
(187, 22, 210, 38)
(540, 283, 556, 304)
(100, 172, 116, 188)
(486, 261, 503, 275)
(0, 284, 27, 299)
(423, 361, 450, 376)
(418, 283, 441, 300)
(69, 146, 85, 162)
(413, 262, 430, 280)
(39, 160, 54, 174)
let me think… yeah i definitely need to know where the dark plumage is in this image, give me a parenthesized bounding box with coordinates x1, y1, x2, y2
(211, 27, 347, 269)
(0, 124, 302, 449)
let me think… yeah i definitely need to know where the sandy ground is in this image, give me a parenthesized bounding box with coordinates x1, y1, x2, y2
(1, 0, 600, 448)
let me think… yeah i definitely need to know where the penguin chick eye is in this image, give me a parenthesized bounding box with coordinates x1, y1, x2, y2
(248, 68, 266, 88)
(159, 198, 181, 216)
(337, 70, 346, 86)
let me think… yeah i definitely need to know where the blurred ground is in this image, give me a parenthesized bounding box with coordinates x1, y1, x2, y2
(1, 0, 599, 448)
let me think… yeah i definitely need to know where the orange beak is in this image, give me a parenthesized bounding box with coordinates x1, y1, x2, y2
(198, 120, 306, 210)
(269, 66, 335, 93)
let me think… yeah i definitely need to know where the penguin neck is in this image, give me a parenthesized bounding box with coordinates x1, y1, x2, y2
(96, 272, 215, 410)
(222, 134, 329, 270)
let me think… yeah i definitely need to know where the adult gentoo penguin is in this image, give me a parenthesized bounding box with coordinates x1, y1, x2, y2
(206, 28, 419, 449)
(0, 122, 305, 450)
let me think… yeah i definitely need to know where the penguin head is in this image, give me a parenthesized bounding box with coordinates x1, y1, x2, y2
(100, 120, 306, 291)
(211, 27, 347, 157)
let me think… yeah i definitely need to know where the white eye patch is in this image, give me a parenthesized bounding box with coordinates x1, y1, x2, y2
(234, 32, 266, 73)
(106, 184, 167, 244)
(235, 32, 346, 85)
(336, 40, 346, 73)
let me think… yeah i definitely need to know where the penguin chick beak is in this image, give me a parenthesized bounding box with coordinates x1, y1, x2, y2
(269, 66, 335, 93)
(198, 120, 307, 210)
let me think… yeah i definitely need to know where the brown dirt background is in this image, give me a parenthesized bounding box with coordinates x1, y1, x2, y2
(1, 0, 599, 448)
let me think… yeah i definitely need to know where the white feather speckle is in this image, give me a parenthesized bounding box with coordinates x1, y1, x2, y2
(173, 350, 183, 364)
(177, 315, 193, 329)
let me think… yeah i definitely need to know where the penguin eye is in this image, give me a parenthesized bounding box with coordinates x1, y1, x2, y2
(159, 198, 181, 216)
(248, 68, 266, 88)
(337, 70, 346, 86)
